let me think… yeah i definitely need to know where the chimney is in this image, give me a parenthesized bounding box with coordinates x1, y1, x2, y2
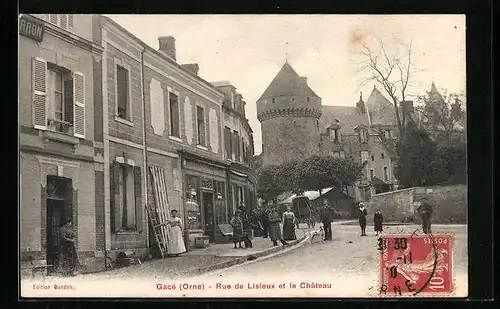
(158, 36, 176, 61)
(356, 92, 366, 114)
(300, 77, 307, 84)
(181, 63, 199, 76)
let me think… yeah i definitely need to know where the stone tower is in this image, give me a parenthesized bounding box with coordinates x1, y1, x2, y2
(257, 62, 322, 166)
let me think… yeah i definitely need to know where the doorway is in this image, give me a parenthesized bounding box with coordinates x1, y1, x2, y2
(46, 176, 73, 275)
(202, 191, 215, 242)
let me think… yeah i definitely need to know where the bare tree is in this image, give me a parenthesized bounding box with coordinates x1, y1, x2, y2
(353, 34, 418, 138)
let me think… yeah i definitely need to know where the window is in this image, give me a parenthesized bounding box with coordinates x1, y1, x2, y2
(110, 162, 142, 233)
(32, 58, 85, 137)
(116, 64, 130, 120)
(370, 169, 374, 181)
(232, 184, 245, 214)
(316, 120, 319, 129)
(329, 129, 339, 142)
(381, 153, 385, 159)
(371, 155, 375, 161)
(169, 92, 180, 137)
(361, 151, 369, 163)
(292, 97, 295, 102)
(383, 166, 389, 181)
(185, 176, 202, 230)
(233, 130, 240, 161)
(224, 126, 232, 159)
(340, 151, 346, 159)
(359, 128, 368, 143)
(272, 98, 276, 104)
(47, 14, 73, 31)
(196, 106, 206, 146)
(332, 151, 340, 158)
(230, 91, 235, 108)
(215, 181, 227, 224)
(307, 97, 310, 102)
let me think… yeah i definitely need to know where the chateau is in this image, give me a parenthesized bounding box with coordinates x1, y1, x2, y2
(256, 62, 402, 202)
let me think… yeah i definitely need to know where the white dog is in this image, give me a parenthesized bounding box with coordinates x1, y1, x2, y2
(310, 225, 325, 244)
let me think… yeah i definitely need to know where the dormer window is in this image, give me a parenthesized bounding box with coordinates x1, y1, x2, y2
(329, 128, 340, 143)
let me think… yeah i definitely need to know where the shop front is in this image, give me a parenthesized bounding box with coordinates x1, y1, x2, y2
(180, 151, 229, 248)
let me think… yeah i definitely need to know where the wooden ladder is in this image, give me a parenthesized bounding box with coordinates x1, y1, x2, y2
(146, 204, 168, 258)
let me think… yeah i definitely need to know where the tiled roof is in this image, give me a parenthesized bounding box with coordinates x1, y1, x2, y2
(320, 106, 369, 134)
(258, 62, 319, 100)
(365, 87, 396, 125)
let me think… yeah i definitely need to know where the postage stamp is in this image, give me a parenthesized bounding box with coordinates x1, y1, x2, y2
(379, 233, 454, 297)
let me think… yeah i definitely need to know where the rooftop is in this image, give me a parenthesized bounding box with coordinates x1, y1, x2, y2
(365, 86, 396, 125)
(258, 62, 320, 101)
(320, 105, 369, 134)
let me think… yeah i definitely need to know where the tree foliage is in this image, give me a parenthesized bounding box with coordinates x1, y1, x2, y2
(256, 155, 364, 201)
(415, 89, 466, 146)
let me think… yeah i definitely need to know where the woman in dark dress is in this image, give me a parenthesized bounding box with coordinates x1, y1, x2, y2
(282, 205, 297, 240)
(358, 203, 368, 236)
(268, 202, 288, 246)
(230, 210, 244, 249)
(59, 218, 78, 276)
(374, 209, 384, 236)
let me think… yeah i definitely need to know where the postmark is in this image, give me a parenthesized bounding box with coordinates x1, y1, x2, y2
(378, 232, 453, 297)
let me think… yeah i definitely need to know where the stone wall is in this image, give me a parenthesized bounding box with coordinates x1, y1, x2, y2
(368, 184, 467, 224)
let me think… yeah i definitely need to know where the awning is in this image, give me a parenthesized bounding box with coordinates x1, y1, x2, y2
(231, 170, 247, 178)
(279, 188, 333, 205)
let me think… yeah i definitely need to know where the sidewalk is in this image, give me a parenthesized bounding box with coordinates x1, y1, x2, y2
(64, 226, 309, 281)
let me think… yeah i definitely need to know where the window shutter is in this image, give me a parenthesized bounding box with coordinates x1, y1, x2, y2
(32, 57, 47, 130)
(224, 127, 231, 159)
(48, 14, 58, 24)
(110, 162, 120, 233)
(68, 14, 74, 29)
(134, 166, 142, 233)
(64, 77, 74, 126)
(73, 72, 85, 138)
(60, 14, 68, 30)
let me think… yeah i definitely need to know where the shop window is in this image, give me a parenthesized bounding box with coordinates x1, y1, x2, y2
(169, 92, 180, 137)
(196, 106, 206, 146)
(31, 58, 85, 137)
(110, 161, 142, 233)
(215, 181, 227, 224)
(185, 176, 202, 230)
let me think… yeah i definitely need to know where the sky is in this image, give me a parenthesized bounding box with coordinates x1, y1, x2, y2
(109, 14, 466, 155)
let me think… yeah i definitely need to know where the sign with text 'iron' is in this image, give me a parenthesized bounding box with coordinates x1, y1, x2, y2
(19, 15, 45, 42)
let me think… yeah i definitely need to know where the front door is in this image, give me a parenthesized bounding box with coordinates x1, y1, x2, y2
(46, 176, 73, 275)
(202, 192, 215, 242)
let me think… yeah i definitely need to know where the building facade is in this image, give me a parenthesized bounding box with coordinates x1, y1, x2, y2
(212, 81, 257, 240)
(19, 14, 105, 273)
(99, 16, 257, 258)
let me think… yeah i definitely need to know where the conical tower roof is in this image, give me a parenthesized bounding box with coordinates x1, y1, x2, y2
(258, 62, 320, 101)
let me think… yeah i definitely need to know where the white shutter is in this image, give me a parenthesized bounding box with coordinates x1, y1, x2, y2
(48, 14, 58, 25)
(32, 57, 47, 130)
(73, 72, 85, 138)
(68, 14, 74, 29)
(60, 14, 68, 30)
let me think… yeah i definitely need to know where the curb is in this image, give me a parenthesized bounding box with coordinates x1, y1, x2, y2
(194, 233, 308, 275)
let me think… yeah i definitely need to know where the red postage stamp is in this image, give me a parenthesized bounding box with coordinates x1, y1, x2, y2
(379, 233, 453, 297)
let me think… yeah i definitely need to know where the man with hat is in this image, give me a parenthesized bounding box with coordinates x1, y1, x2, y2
(358, 202, 368, 236)
(320, 199, 334, 241)
(417, 197, 434, 234)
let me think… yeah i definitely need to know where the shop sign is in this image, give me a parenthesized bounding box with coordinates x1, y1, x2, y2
(19, 15, 45, 42)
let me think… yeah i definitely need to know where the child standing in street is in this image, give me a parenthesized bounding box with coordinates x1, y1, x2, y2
(374, 209, 384, 236)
